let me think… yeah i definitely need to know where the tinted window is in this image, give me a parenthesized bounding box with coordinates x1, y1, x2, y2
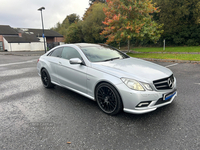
(61, 47, 82, 60)
(81, 45, 129, 62)
(50, 47, 63, 57)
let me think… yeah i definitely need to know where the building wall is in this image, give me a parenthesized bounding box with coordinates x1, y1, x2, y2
(30, 42, 45, 51)
(3, 38, 45, 51)
(3, 38, 9, 51)
(46, 37, 54, 43)
(0, 35, 3, 41)
(0, 35, 4, 50)
(54, 37, 64, 42)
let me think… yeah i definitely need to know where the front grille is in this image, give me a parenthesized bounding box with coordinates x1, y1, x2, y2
(153, 75, 174, 90)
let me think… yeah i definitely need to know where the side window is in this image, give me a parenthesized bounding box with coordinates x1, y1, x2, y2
(50, 47, 63, 57)
(61, 47, 82, 60)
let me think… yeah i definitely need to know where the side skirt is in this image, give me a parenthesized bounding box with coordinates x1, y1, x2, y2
(51, 81, 95, 101)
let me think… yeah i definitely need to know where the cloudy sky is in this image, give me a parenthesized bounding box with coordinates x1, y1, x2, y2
(0, 0, 89, 29)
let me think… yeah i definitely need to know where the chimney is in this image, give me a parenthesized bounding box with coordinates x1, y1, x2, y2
(18, 33, 22, 37)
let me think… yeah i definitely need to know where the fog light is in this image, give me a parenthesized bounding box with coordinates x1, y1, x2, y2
(136, 101, 151, 107)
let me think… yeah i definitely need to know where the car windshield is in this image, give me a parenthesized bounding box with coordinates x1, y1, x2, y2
(81, 45, 129, 62)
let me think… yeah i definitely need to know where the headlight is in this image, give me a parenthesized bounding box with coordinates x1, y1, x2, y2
(142, 82, 153, 91)
(121, 78, 145, 91)
(121, 78, 153, 91)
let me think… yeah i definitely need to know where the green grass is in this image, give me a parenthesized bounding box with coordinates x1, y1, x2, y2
(128, 53, 200, 61)
(132, 46, 200, 53)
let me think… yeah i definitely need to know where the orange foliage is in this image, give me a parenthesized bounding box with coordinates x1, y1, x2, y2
(101, 0, 161, 44)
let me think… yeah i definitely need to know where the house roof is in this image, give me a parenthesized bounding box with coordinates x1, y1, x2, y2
(28, 29, 63, 37)
(2, 26, 63, 43)
(0, 25, 18, 35)
(4, 33, 40, 43)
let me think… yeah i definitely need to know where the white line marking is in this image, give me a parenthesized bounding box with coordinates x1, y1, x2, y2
(0, 59, 37, 67)
(165, 63, 178, 68)
(194, 83, 200, 85)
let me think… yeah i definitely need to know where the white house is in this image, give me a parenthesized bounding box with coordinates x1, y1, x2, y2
(0, 25, 64, 52)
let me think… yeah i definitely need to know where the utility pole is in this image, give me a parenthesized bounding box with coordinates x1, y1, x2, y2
(38, 7, 46, 53)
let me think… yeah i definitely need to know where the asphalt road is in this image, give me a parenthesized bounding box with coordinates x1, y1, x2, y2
(0, 55, 200, 150)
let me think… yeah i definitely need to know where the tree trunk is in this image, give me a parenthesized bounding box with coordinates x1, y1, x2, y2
(128, 39, 130, 52)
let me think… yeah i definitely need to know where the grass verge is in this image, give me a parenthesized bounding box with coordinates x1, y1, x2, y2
(132, 46, 200, 53)
(127, 53, 200, 61)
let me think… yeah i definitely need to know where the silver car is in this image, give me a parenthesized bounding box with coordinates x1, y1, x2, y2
(37, 43, 177, 115)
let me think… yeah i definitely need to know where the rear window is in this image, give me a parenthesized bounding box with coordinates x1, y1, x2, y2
(49, 47, 63, 57)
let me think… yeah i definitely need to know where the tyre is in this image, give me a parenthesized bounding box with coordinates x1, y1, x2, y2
(41, 68, 55, 88)
(95, 83, 123, 115)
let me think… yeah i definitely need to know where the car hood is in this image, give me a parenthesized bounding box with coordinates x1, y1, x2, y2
(91, 57, 172, 82)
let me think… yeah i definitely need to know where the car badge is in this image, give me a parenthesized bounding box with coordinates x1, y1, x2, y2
(168, 78, 173, 88)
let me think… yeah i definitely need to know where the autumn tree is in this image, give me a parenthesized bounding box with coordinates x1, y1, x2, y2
(101, 0, 163, 51)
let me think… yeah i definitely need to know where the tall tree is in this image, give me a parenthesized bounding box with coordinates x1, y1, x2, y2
(89, 0, 106, 5)
(65, 13, 80, 24)
(82, 2, 106, 43)
(52, 13, 80, 42)
(153, 0, 200, 46)
(65, 22, 84, 43)
(101, 0, 163, 51)
(83, 1, 106, 20)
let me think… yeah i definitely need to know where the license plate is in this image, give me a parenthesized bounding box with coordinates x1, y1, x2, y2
(163, 91, 177, 101)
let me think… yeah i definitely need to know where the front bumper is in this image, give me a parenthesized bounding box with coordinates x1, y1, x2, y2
(116, 82, 177, 114)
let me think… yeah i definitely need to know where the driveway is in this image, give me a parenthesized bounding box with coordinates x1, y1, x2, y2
(0, 55, 199, 149)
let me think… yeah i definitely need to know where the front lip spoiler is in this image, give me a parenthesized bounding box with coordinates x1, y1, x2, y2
(124, 107, 157, 114)
(123, 91, 177, 114)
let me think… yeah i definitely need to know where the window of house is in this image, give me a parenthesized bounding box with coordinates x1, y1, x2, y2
(0, 42, 3, 51)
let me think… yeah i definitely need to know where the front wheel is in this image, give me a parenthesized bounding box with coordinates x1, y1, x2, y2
(95, 83, 123, 115)
(41, 68, 55, 88)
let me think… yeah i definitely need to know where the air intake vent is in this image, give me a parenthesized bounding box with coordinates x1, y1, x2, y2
(153, 75, 174, 90)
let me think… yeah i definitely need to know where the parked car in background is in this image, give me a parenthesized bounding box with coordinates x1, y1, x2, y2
(37, 43, 177, 115)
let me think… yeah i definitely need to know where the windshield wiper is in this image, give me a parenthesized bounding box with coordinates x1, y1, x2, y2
(103, 57, 120, 62)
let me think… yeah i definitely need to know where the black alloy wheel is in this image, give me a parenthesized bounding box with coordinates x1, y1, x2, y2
(96, 83, 123, 115)
(41, 69, 54, 88)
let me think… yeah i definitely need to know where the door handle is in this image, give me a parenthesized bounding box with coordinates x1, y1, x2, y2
(59, 62, 62, 65)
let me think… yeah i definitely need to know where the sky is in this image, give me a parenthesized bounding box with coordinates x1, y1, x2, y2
(0, 0, 89, 29)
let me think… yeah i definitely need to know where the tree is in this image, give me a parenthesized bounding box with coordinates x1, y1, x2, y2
(83, 1, 106, 20)
(65, 22, 84, 43)
(89, 0, 106, 5)
(153, 0, 200, 46)
(65, 13, 80, 24)
(82, 2, 106, 43)
(52, 13, 80, 42)
(101, 0, 163, 51)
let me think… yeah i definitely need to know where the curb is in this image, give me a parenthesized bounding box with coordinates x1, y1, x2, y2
(121, 50, 200, 54)
(142, 58, 200, 64)
(0, 51, 44, 56)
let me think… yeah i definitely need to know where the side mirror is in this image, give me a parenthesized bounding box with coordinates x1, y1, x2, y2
(69, 58, 83, 65)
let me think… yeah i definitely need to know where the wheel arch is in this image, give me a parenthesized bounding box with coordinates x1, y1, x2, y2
(40, 67, 46, 73)
(94, 80, 124, 108)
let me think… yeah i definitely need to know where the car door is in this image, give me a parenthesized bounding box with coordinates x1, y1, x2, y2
(57, 46, 87, 94)
(46, 47, 63, 83)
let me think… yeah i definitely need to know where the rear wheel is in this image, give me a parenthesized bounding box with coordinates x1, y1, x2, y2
(95, 83, 123, 115)
(41, 68, 55, 88)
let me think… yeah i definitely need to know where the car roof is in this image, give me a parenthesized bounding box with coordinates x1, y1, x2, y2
(74, 43, 104, 48)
